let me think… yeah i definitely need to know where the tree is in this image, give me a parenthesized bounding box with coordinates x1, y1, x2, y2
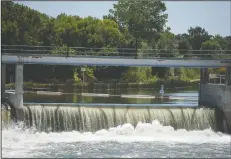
(212, 34, 227, 50)
(1, 1, 50, 45)
(201, 40, 221, 59)
(178, 39, 192, 57)
(188, 26, 212, 51)
(224, 36, 231, 55)
(54, 13, 82, 47)
(106, 0, 168, 44)
(155, 31, 179, 57)
(153, 31, 179, 78)
(122, 67, 152, 83)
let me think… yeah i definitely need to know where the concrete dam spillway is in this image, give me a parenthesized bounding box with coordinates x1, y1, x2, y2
(6, 105, 216, 132)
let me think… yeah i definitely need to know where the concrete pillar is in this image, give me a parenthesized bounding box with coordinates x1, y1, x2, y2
(225, 67, 231, 85)
(1, 64, 6, 94)
(200, 68, 209, 84)
(15, 64, 23, 108)
(199, 68, 209, 106)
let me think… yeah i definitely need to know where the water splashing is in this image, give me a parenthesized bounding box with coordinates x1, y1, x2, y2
(20, 105, 216, 132)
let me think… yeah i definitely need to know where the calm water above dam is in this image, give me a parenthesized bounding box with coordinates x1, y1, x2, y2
(2, 86, 231, 158)
(23, 87, 199, 106)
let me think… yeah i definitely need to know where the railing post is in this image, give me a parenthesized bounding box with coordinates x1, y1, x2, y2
(135, 35, 138, 59)
(1, 64, 6, 94)
(220, 75, 222, 84)
(66, 46, 69, 57)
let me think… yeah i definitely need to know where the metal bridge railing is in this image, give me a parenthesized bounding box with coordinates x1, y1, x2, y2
(209, 74, 226, 84)
(1, 44, 231, 60)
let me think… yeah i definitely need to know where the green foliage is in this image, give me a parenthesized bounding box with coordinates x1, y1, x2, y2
(107, 0, 167, 43)
(175, 68, 200, 81)
(146, 76, 159, 83)
(201, 40, 221, 50)
(137, 41, 152, 58)
(73, 67, 96, 83)
(187, 26, 212, 50)
(201, 39, 222, 58)
(73, 68, 81, 83)
(212, 35, 228, 50)
(155, 31, 179, 57)
(85, 67, 97, 83)
(1, 1, 50, 45)
(122, 67, 152, 83)
(177, 39, 192, 57)
(100, 47, 118, 56)
(51, 45, 76, 55)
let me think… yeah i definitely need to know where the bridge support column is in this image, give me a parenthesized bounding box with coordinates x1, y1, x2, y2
(200, 68, 209, 84)
(225, 67, 231, 85)
(14, 64, 24, 121)
(1, 64, 6, 94)
(198, 68, 209, 106)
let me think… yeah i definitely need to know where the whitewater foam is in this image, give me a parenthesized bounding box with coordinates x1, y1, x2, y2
(2, 120, 230, 144)
(2, 121, 231, 158)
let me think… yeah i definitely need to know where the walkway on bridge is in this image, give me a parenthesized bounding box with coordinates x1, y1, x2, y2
(2, 45, 231, 67)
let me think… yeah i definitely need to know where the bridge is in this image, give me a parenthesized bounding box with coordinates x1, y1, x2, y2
(1, 44, 231, 133)
(1, 44, 231, 67)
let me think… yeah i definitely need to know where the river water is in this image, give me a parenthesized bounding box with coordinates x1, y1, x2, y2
(2, 86, 231, 158)
(23, 87, 199, 105)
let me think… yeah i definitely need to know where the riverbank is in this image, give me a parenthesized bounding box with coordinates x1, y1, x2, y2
(5, 79, 200, 92)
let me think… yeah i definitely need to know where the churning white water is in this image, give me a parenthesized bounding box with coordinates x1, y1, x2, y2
(2, 121, 231, 158)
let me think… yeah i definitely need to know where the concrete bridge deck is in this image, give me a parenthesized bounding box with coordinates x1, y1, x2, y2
(2, 44, 231, 67)
(2, 54, 231, 67)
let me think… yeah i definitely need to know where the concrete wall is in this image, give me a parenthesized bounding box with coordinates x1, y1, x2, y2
(200, 84, 231, 133)
(2, 64, 24, 122)
(200, 84, 231, 110)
